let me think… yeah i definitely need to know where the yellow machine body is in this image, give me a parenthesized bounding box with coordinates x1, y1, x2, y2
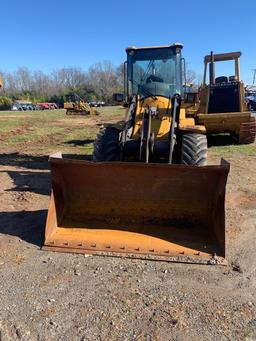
(43, 44, 230, 264)
(131, 96, 205, 140)
(64, 94, 99, 115)
(64, 100, 92, 115)
(44, 92, 228, 263)
(197, 51, 256, 143)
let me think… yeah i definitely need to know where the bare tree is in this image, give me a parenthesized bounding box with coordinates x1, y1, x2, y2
(51, 68, 86, 93)
(0, 62, 124, 103)
(87, 61, 121, 103)
(2, 72, 19, 96)
(16, 67, 32, 93)
(116, 63, 125, 88)
(186, 69, 197, 84)
(32, 71, 52, 97)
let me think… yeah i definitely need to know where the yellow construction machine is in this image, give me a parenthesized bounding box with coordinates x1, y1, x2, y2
(64, 93, 99, 115)
(196, 51, 256, 144)
(44, 44, 229, 264)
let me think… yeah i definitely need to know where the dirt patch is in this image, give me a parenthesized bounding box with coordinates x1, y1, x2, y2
(53, 117, 101, 126)
(0, 127, 32, 140)
(0, 110, 255, 339)
(228, 189, 256, 209)
(0, 115, 31, 119)
(0, 152, 255, 340)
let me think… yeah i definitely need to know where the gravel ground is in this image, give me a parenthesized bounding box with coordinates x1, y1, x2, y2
(0, 149, 255, 341)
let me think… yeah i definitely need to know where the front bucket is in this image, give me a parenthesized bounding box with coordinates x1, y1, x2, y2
(43, 154, 230, 264)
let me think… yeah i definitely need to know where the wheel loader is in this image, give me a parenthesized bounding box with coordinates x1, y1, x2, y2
(64, 93, 99, 115)
(44, 44, 229, 264)
(196, 51, 256, 144)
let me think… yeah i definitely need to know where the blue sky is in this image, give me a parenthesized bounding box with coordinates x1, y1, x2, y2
(1, 0, 256, 84)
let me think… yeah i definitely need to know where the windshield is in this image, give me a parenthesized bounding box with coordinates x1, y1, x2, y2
(127, 46, 182, 98)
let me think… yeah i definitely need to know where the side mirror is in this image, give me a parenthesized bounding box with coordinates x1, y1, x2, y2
(113, 93, 124, 103)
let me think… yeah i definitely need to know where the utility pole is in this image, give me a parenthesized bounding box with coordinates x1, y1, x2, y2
(252, 69, 256, 85)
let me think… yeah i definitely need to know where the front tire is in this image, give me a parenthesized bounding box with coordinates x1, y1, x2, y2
(181, 133, 207, 166)
(93, 127, 120, 161)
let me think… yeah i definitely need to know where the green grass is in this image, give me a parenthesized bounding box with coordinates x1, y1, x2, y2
(0, 107, 255, 158)
(97, 105, 126, 116)
(0, 116, 30, 132)
(210, 143, 256, 157)
(0, 107, 124, 155)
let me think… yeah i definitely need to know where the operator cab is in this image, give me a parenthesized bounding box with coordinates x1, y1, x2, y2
(202, 51, 242, 113)
(125, 44, 183, 100)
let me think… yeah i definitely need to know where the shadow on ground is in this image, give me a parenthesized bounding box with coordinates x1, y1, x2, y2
(0, 152, 93, 246)
(0, 152, 92, 168)
(1, 170, 51, 196)
(0, 153, 49, 170)
(62, 153, 92, 161)
(0, 210, 47, 247)
(207, 134, 236, 147)
(64, 139, 94, 146)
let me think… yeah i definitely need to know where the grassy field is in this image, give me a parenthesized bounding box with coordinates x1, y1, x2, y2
(0, 106, 255, 159)
(0, 107, 256, 340)
(0, 107, 125, 156)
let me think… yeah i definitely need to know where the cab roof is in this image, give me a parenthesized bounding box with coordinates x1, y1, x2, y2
(204, 51, 241, 63)
(126, 43, 183, 53)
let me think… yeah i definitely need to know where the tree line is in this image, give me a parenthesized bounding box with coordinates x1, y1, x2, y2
(0, 61, 124, 109)
(0, 61, 198, 110)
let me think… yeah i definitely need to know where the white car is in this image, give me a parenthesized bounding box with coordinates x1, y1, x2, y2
(11, 105, 19, 111)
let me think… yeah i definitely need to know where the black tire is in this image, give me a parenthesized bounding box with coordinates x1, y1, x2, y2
(93, 127, 120, 161)
(181, 133, 207, 166)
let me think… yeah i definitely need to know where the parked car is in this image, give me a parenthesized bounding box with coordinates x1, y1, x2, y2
(19, 104, 29, 111)
(48, 103, 58, 109)
(26, 104, 36, 110)
(88, 101, 97, 107)
(246, 95, 256, 111)
(12, 103, 27, 111)
(12, 102, 36, 111)
(88, 101, 105, 107)
(11, 104, 19, 111)
(37, 103, 50, 110)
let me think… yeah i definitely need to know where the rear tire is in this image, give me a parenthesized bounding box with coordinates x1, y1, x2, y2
(181, 133, 207, 166)
(93, 127, 120, 161)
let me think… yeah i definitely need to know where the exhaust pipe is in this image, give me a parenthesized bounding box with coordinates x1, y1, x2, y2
(209, 51, 215, 85)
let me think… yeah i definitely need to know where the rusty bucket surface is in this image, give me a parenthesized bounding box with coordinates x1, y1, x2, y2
(43, 154, 229, 264)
